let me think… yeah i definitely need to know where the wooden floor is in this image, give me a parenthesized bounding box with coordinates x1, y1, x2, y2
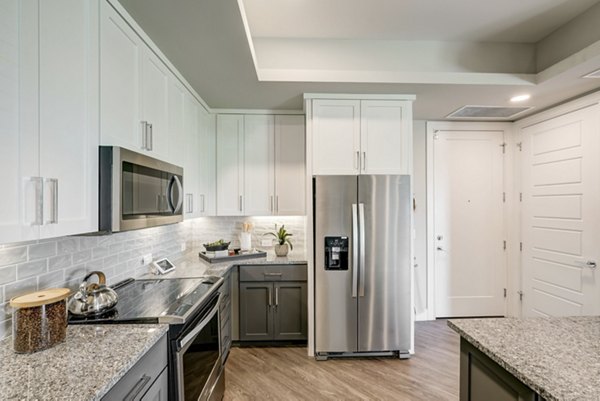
(223, 320, 459, 400)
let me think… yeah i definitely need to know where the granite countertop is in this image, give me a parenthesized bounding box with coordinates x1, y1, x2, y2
(142, 248, 308, 279)
(0, 324, 168, 401)
(449, 316, 600, 401)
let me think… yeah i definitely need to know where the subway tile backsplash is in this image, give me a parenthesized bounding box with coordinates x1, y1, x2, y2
(0, 215, 306, 340)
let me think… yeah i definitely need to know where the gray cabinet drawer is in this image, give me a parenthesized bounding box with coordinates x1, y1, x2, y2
(102, 334, 168, 401)
(239, 264, 307, 282)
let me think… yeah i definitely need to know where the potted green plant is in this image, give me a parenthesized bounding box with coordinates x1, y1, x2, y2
(265, 225, 293, 257)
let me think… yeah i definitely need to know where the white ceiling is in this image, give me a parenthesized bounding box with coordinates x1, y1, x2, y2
(244, 0, 599, 42)
(118, 0, 600, 120)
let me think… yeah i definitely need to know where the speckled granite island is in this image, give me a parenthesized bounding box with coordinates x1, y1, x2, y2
(0, 324, 168, 401)
(449, 317, 600, 401)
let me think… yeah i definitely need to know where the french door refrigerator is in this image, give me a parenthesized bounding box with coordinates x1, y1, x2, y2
(314, 175, 412, 360)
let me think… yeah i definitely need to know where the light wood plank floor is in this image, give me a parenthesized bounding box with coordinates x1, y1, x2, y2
(223, 320, 459, 400)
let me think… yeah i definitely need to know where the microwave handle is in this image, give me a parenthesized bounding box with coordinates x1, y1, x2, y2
(168, 175, 184, 213)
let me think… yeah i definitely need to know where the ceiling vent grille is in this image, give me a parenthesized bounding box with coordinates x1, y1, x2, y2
(447, 105, 533, 120)
(582, 68, 600, 79)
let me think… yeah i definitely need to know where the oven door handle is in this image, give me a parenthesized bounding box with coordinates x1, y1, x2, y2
(178, 295, 220, 350)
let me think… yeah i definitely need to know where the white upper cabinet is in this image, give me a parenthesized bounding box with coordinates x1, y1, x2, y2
(275, 115, 306, 215)
(217, 115, 245, 216)
(140, 47, 169, 160)
(0, 0, 39, 243)
(244, 115, 275, 216)
(100, 0, 141, 151)
(100, 0, 170, 158)
(167, 76, 186, 165)
(198, 109, 217, 216)
(0, 0, 99, 244)
(310, 97, 413, 175)
(38, 0, 99, 239)
(360, 100, 411, 175)
(182, 93, 201, 219)
(312, 100, 361, 175)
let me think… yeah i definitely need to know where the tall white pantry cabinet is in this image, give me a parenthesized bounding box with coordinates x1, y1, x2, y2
(0, 0, 99, 244)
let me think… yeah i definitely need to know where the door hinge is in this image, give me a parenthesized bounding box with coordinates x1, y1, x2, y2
(504, 288, 507, 298)
(503, 240, 507, 250)
(519, 242, 523, 251)
(517, 291, 524, 301)
(500, 143, 506, 153)
(503, 192, 506, 203)
(516, 142, 522, 151)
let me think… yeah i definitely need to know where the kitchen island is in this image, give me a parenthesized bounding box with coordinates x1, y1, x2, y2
(449, 317, 600, 401)
(0, 324, 168, 401)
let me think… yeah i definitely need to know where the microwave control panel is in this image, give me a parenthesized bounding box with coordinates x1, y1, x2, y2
(324, 236, 349, 270)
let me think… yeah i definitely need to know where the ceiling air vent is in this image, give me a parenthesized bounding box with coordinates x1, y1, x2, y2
(582, 68, 600, 79)
(447, 105, 533, 120)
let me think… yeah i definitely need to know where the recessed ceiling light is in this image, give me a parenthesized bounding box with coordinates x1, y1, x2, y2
(510, 94, 530, 102)
(582, 68, 600, 79)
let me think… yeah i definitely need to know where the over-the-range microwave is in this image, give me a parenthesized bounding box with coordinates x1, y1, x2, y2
(99, 146, 183, 233)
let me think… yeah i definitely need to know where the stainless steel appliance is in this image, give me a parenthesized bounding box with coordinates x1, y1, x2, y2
(314, 175, 412, 360)
(99, 146, 184, 233)
(69, 276, 225, 401)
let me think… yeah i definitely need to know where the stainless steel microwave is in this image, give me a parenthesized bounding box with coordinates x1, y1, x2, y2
(99, 146, 183, 233)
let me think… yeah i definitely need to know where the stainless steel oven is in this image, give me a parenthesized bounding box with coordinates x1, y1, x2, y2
(99, 146, 183, 232)
(173, 292, 224, 401)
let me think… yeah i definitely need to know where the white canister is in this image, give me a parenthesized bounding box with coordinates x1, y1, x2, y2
(239, 232, 252, 250)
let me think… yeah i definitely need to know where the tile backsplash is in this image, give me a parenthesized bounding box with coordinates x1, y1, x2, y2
(0, 216, 306, 340)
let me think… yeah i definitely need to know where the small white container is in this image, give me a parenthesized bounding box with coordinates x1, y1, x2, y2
(239, 232, 252, 251)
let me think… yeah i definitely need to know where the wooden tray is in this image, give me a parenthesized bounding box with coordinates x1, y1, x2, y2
(199, 250, 267, 264)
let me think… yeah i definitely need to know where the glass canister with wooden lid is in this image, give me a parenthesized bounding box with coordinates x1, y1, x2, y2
(9, 288, 71, 353)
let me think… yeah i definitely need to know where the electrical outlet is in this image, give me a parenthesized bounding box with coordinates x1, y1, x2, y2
(181, 243, 187, 252)
(261, 239, 273, 247)
(142, 253, 153, 265)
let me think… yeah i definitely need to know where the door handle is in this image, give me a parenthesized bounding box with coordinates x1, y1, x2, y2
(268, 286, 272, 307)
(270, 195, 274, 212)
(358, 203, 365, 297)
(200, 194, 205, 213)
(351, 203, 358, 298)
(276, 196, 279, 213)
(576, 260, 597, 269)
(123, 375, 152, 401)
(147, 123, 153, 151)
(29, 177, 44, 226)
(355, 151, 360, 170)
(362, 152, 366, 171)
(140, 121, 148, 150)
(44, 178, 58, 225)
(239, 195, 243, 212)
(275, 287, 279, 307)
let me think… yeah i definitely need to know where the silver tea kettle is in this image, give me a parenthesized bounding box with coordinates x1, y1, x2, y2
(68, 271, 118, 316)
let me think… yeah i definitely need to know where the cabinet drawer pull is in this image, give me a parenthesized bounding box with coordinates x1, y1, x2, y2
(264, 272, 283, 276)
(123, 374, 152, 401)
(140, 121, 147, 149)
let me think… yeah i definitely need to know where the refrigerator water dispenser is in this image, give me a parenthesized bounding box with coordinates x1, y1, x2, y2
(324, 236, 349, 270)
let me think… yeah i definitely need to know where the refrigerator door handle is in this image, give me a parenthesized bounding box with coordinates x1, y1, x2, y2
(358, 203, 366, 297)
(352, 203, 358, 298)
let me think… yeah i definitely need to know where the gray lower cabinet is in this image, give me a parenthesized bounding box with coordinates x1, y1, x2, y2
(102, 334, 168, 401)
(239, 264, 307, 342)
(460, 339, 540, 401)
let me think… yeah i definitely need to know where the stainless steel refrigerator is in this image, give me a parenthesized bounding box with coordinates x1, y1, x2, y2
(314, 175, 412, 360)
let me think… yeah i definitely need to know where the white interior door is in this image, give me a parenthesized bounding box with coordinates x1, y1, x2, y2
(433, 129, 505, 317)
(521, 105, 600, 317)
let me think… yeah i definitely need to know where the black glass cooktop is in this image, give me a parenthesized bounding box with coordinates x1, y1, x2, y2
(69, 276, 222, 325)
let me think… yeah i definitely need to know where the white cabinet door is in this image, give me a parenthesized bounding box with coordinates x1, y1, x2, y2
(312, 100, 360, 175)
(244, 115, 275, 216)
(99, 0, 142, 150)
(275, 115, 306, 215)
(38, 0, 99, 238)
(217, 115, 244, 216)
(199, 110, 216, 216)
(183, 93, 200, 219)
(360, 100, 410, 175)
(167, 76, 185, 165)
(141, 47, 169, 160)
(0, 0, 39, 243)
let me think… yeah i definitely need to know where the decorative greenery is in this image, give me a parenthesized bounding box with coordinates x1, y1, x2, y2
(265, 225, 293, 250)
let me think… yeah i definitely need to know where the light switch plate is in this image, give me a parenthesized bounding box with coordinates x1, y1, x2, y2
(142, 253, 153, 265)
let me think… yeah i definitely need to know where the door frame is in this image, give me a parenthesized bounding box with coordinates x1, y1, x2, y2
(425, 121, 514, 320)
